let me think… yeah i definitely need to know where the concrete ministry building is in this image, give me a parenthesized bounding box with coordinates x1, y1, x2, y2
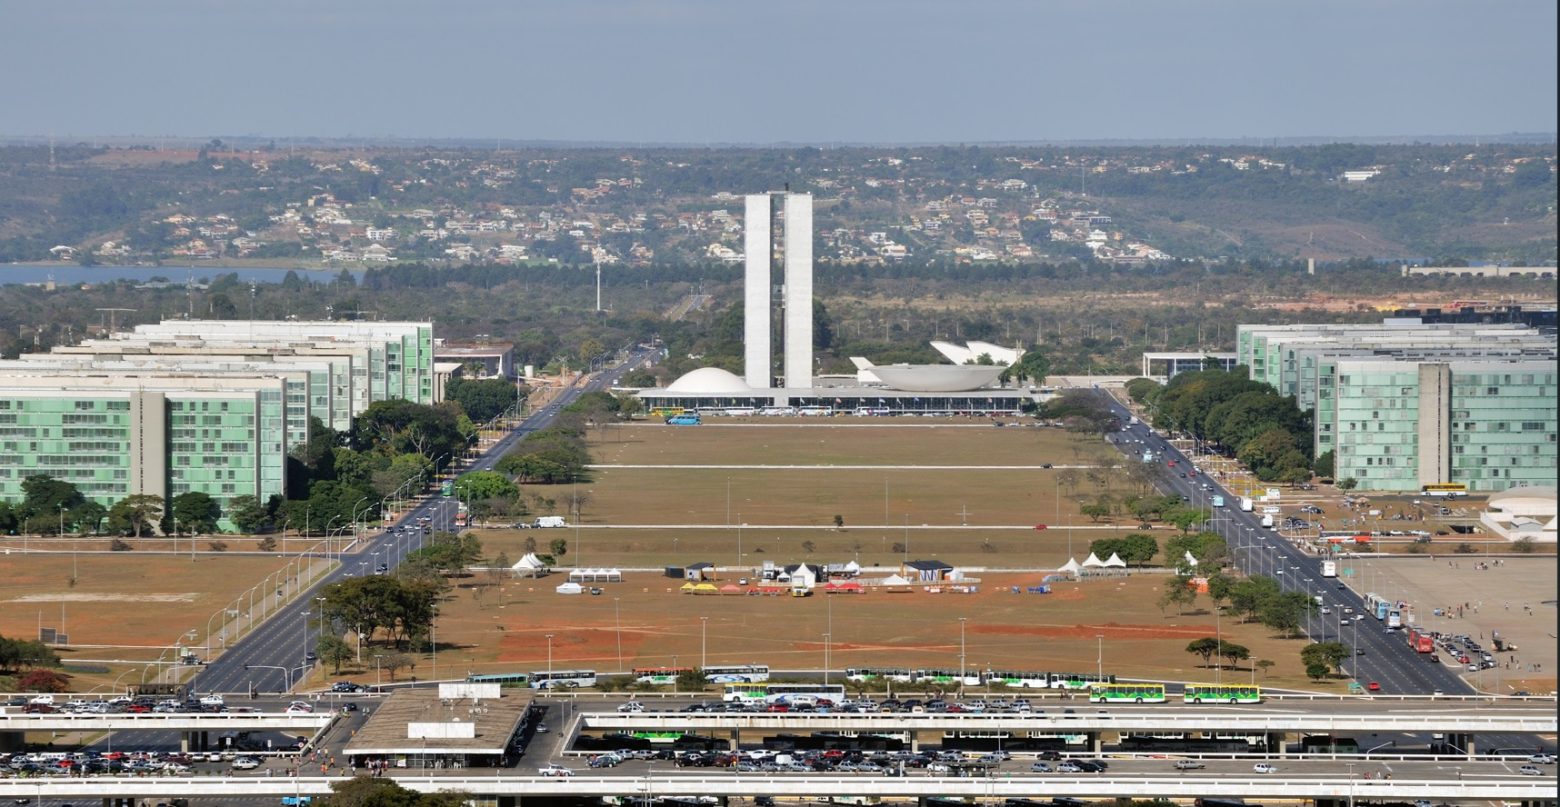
(1235, 320, 1557, 493)
(0, 320, 437, 526)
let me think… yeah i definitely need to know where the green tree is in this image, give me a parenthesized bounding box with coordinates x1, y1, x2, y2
(20, 475, 86, 528)
(453, 471, 518, 503)
(447, 377, 522, 423)
(1218, 641, 1251, 670)
(549, 537, 568, 559)
(1255, 659, 1275, 678)
(1158, 576, 1197, 615)
(1080, 503, 1112, 523)
(171, 492, 222, 534)
(1312, 450, 1335, 479)
(69, 501, 107, 535)
(1186, 637, 1221, 667)
(319, 774, 468, 807)
(228, 495, 268, 534)
(1300, 641, 1348, 677)
(1337, 477, 1358, 491)
(316, 634, 353, 675)
(106, 494, 164, 538)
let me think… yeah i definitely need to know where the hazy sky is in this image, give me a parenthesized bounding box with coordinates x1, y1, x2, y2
(2, 0, 1554, 143)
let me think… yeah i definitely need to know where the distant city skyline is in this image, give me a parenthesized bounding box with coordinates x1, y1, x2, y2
(1, 0, 1554, 144)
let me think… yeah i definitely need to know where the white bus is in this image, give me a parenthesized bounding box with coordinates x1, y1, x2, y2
(702, 664, 769, 683)
(722, 682, 847, 705)
(845, 668, 915, 683)
(529, 669, 597, 689)
(1321, 560, 1337, 578)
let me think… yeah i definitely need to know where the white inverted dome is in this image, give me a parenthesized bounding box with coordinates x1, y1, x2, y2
(665, 367, 752, 394)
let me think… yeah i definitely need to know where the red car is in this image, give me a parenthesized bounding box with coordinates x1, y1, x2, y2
(1367, 681, 1382, 692)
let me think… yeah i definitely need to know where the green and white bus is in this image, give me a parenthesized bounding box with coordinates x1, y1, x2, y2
(1088, 682, 1167, 704)
(1183, 684, 1262, 704)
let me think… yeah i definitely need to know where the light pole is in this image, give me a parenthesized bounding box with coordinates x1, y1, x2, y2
(300, 610, 311, 672)
(373, 654, 384, 688)
(1096, 634, 1104, 681)
(822, 633, 831, 686)
(700, 617, 708, 672)
(546, 634, 555, 678)
(958, 618, 967, 693)
(1346, 762, 1356, 807)
(615, 598, 624, 672)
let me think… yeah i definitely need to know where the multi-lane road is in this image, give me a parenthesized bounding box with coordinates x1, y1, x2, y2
(1099, 396, 1476, 698)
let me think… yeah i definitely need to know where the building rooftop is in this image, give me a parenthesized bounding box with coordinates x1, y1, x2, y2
(344, 687, 533, 758)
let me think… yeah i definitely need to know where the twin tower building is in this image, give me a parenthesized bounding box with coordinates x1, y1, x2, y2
(743, 192, 813, 390)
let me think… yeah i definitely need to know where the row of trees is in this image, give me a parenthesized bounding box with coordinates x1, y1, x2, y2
(1129, 370, 1316, 483)
(0, 476, 228, 537)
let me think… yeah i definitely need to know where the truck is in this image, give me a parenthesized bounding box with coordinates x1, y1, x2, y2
(1259, 514, 1274, 529)
(1320, 560, 1337, 578)
(1211, 495, 1225, 508)
(534, 516, 568, 528)
(1406, 627, 1435, 653)
(1238, 497, 1254, 512)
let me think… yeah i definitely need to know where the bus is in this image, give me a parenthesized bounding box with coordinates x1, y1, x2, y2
(846, 668, 915, 683)
(985, 670, 1051, 688)
(453, 511, 469, 528)
(529, 669, 597, 689)
(1183, 684, 1262, 704)
(721, 682, 847, 705)
(439, 479, 453, 497)
(632, 667, 690, 686)
(648, 407, 685, 419)
(465, 671, 529, 687)
(702, 664, 769, 683)
(912, 669, 983, 686)
(1320, 560, 1337, 578)
(1088, 682, 1167, 704)
(1050, 672, 1115, 690)
(1420, 483, 1467, 498)
(666, 413, 702, 426)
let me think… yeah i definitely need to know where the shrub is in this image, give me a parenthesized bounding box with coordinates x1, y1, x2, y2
(109, 538, 132, 551)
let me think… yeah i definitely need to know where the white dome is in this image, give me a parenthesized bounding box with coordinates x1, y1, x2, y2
(665, 367, 752, 394)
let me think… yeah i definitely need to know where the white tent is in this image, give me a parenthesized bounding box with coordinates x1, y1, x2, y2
(1058, 558, 1082, 575)
(878, 573, 912, 586)
(1183, 550, 1198, 567)
(789, 565, 818, 591)
(554, 581, 583, 595)
(568, 568, 623, 583)
(1081, 552, 1106, 568)
(1104, 552, 1128, 568)
(513, 553, 546, 570)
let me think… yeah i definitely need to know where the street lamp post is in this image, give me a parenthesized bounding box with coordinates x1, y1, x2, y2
(546, 634, 554, 678)
(958, 618, 968, 693)
(700, 617, 708, 672)
(822, 633, 831, 686)
(1096, 634, 1104, 681)
(373, 655, 384, 688)
(615, 598, 624, 672)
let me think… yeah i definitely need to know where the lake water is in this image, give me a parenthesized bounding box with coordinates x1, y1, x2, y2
(0, 264, 360, 286)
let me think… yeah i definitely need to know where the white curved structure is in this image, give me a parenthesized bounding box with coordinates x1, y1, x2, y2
(1480, 486, 1557, 543)
(867, 363, 1005, 392)
(665, 367, 752, 394)
(931, 340, 1023, 366)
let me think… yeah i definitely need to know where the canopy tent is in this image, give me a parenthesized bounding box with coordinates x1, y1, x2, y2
(554, 582, 583, 595)
(825, 581, 864, 593)
(692, 583, 720, 595)
(568, 568, 623, 583)
(1081, 552, 1106, 568)
(719, 583, 742, 594)
(512, 553, 547, 577)
(1103, 552, 1128, 568)
(1058, 558, 1082, 575)
(679, 582, 697, 592)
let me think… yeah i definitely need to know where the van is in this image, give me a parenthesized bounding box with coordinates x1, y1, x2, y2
(533, 516, 567, 528)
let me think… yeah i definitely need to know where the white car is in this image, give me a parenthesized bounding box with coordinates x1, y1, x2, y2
(617, 701, 645, 713)
(1518, 765, 1542, 776)
(1175, 760, 1206, 770)
(1253, 763, 1278, 773)
(231, 757, 261, 770)
(1530, 753, 1557, 764)
(538, 764, 573, 777)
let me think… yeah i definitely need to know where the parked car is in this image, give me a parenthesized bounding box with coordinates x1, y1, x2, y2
(1029, 762, 1053, 773)
(1530, 753, 1557, 764)
(231, 757, 261, 770)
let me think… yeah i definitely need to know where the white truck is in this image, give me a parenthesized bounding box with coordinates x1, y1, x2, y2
(1260, 514, 1275, 529)
(1239, 497, 1254, 512)
(534, 516, 568, 528)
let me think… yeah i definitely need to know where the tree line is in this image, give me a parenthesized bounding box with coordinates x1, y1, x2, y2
(1129, 369, 1317, 484)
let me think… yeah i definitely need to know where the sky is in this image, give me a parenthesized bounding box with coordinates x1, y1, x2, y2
(1, 0, 1555, 144)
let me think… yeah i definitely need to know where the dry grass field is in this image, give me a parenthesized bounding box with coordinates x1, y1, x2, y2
(361, 571, 1333, 694)
(0, 552, 330, 691)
